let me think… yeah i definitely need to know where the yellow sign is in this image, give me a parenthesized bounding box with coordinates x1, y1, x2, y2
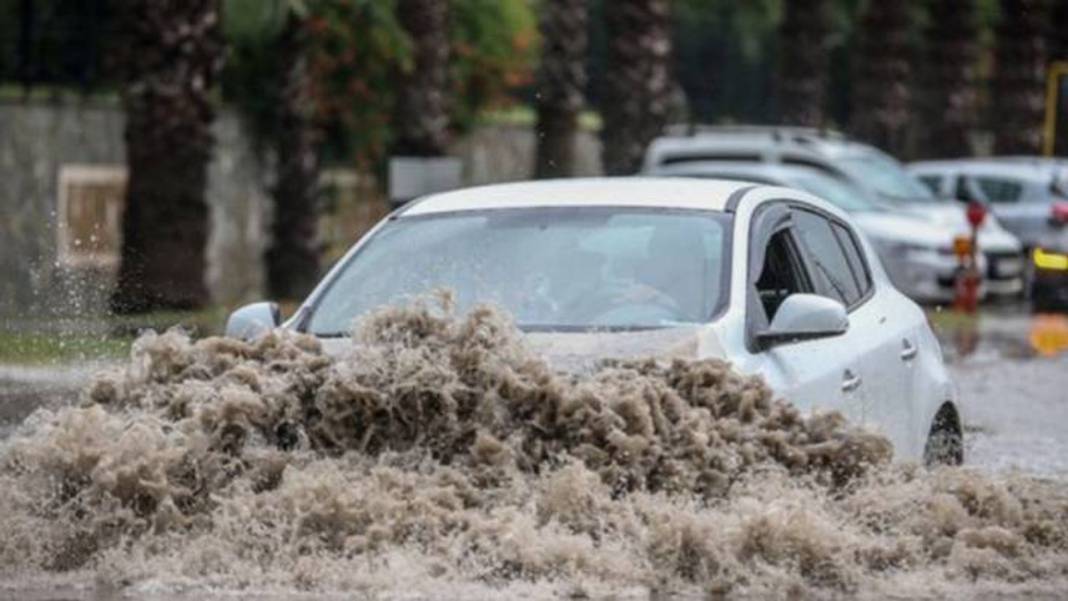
(1043, 61, 1068, 157)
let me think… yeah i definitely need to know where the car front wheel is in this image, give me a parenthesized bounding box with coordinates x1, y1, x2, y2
(924, 405, 964, 466)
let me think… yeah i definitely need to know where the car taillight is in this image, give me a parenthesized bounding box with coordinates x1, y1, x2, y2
(1051, 200, 1068, 225)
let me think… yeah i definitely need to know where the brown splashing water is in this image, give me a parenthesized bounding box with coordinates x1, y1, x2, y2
(1, 298, 1067, 599)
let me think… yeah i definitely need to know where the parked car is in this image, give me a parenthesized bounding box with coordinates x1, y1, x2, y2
(907, 159, 1068, 310)
(227, 178, 964, 464)
(907, 159, 1068, 248)
(643, 129, 1025, 301)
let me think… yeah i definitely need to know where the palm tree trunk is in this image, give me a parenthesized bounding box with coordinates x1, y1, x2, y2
(111, 0, 223, 313)
(534, 0, 589, 178)
(394, 0, 451, 156)
(601, 0, 672, 176)
(265, 12, 322, 300)
(992, 0, 1049, 155)
(1049, 0, 1068, 155)
(777, 0, 830, 127)
(916, 0, 980, 158)
(850, 2, 913, 156)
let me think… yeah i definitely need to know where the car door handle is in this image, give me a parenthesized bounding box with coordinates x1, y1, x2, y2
(842, 370, 862, 392)
(901, 339, 918, 361)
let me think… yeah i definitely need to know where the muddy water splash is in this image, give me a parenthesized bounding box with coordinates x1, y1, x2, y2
(1, 298, 1067, 598)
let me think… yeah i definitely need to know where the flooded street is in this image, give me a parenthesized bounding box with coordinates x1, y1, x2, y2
(1, 305, 1068, 600)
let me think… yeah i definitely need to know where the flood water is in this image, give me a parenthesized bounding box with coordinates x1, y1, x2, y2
(2, 302, 1068, 600)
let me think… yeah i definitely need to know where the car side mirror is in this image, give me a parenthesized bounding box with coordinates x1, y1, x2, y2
(756, 293, 848, 350)
(225, 301, 281, 341)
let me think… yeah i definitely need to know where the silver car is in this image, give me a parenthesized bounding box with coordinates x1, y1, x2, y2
(643, 129, 1024, 302)
(907, 158, 1068, 252)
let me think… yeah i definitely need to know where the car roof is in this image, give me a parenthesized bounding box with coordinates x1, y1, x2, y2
(642, 126, 881, 171)
(908, 158, 1061, 181)
(651, 159, 829, 183)
(400, 177, 758, 216)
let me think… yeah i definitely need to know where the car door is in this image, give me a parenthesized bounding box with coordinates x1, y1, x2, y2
(743, 204, 864, 423)
(831, 218, 920, 452)
(787, 207, 910, 429)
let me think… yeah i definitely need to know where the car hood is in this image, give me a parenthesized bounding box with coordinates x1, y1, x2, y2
(897, 203, 1021, 250)
(856, 206, 1020, 251)
(851, 211, 959, 248)
(318, 326, 723, 372)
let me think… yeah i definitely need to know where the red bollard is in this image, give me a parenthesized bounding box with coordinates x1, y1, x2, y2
(953, 266, 980, 313)
(953, 201, 987, 314)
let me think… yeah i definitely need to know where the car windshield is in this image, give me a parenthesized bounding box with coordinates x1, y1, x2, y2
(837, 153, 936, 201)
(785, 172, 882, 212)
(306, 207, 731, 334)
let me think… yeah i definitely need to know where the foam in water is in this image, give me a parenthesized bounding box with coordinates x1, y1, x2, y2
(1, 297, 1066, 598)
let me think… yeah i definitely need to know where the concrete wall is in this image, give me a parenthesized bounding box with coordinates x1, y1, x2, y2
(0, 100, 270, 317)
(0, 102, 603, 318)
(453, 124, 602, 185)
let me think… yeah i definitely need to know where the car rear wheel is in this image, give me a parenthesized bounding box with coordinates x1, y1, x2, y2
(1031, 284, 1063, 313)
(924, 404, 964, 466)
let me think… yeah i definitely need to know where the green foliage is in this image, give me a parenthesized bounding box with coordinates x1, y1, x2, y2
(304, 0, 410, 165)
(222, 0, 290, 154)
(221, 0, 535, 165)
(669, 0, 783, 123)
(674, 0, 781, 62)
(0, 331, 130, 365)
(450, 0, 538, 132)
(224, 0, 287, 43)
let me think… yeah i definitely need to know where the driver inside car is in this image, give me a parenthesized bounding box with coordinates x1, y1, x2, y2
(612, 223, 708, 321)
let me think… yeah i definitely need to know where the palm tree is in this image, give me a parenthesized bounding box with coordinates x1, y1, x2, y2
(393, 0, 451, 156)
(1049, 0, 1068, 155)
(916, 0, 980, 158)
(777, 0, 830, 127)
(601, 0, 672, 175)
(265, 6, 323, 300)
(534, 0, 589, 178)
(1051, 0, 1068, 60)
(850, 1, 912, 156)
(111, 0, 224, 313)
(992, 0, 1048, 154)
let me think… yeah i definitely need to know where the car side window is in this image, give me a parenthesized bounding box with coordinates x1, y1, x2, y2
(974, 176, 1025, 204)
(791, 210, 862, 306)
(754, 229, 811, 320)
(831, 222, 872, 298)
(916, 174, 942, 195)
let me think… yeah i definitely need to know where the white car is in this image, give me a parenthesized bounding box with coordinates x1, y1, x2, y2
(643, 127, 1026, 300)
(227, 178, 963, 464)
(645, 160, 1023, 303)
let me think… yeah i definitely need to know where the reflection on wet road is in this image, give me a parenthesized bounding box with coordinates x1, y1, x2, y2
(928, 307, 1068, 479)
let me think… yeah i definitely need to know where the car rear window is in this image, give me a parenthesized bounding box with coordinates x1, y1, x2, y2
(974, 177, 1026, 204)
(916, 174, 943, 195)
